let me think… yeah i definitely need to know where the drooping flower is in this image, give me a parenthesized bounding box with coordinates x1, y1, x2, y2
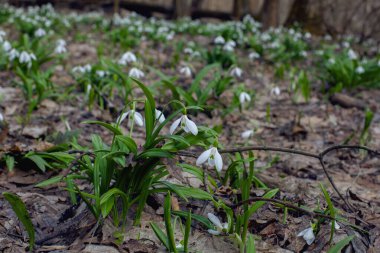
(170, 115, 198, 136)
(34, 28, 46, 37)
(355, 66, 365, 74)
(54, 39, 67, 54)
(179, 66, 192, 77)
(196, 147, 223, 172)
(230, 67, 243, 78)
(18, 51, 36, 68)
(249, 51, 260, 60)
(223, 40, 235, 52)
(0, 112, 3, 121)
(8, 49, 19, 61)
(2, 41, 12, 52)
(117, 110, 144, 127)
(207, 213, 228, 235)
(348, 49, 357, 60)
(214, 36, 225, 45)
(297, 227, 315, 245)
(271, 87, 281, 96)
(128, 67, 144, 79)
(239, 92, 251, 105)
(155, 109, 165, 124)
(241, 130, 254, 139)
(118, 51, 137, 65)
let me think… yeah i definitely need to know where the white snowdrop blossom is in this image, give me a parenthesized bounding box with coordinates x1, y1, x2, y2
(34, 28, 46, 37)
(249, 51, 260, 60)
(8, 49, 19, 61)
(343, 41, 350, 48)
(348, 49, 357, 60)
(223, 40, 236, 52)
(118, 51, 137, 65)
(54, 39, 67, 54)
(301, 51, 307, 57)
(86, 84, 92, 97)
(271, 87, 281, 96)
(19, 51, 36, 68)
(328, 58, 336, 65)
(239, 92, 251, 105)
(355, 66, 365, 74)
(72, 64, 91, 74)
(230, 67, 243, 78)
(196, 147, 223, 172)
(155, 109, 165, 123)
(170, 115, 198, 136)
(0, 112, 3, 121)
(241, 130, 254, 139)
(2, 41, 12, 52)
(128, 67, 144, 79)
(183, 47, 193, 54)
(331, 221, 340, 230)
(207, 213, 228, 235)
(117, 110, 144, 127)
(96, 70, 106, 77)
(0, 30, 6, 42)
(214, 36, 225, 44)
(297, 227, 315, 245)
(179, 66, 192, 77)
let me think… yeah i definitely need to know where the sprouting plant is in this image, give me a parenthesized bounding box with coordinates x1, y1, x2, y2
(359, 109, 374, 146)
(151, 192, 192, 253)
(290, 69, 311, 103)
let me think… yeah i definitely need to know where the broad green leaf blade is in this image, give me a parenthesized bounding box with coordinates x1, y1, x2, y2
(35, 175, 63, 187)
(327, 235, 355, 253)
(82, 120, 122, 135)
(3, 192, 35, 250)
(150, 222, 170, 250)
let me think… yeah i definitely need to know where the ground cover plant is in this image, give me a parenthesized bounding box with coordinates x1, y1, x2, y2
(0, 3, 380, 253)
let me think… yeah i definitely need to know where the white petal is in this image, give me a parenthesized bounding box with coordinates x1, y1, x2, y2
(222, 223, 228, 230)
(169, 117, 182, 135)
(196, 149, 212, 166)
(304, 229, 315, 245)
(297, 228, 307, 237)
(207, 229, 221, 235)
(207, 213, 223, 228)
(117, 111, 130, 123)
(134, 111, 144, 126)
(241, 130, 253, 139)
(155, 109, 165, 123)
(208, 157, 215, 166)
(214, 150, 223, 172)
(185, 116, 198, 135)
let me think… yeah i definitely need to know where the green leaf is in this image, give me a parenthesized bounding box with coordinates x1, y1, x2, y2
(246, 233, 256, 253)
(247, 188, 279, 217)
(25, 153, 51, 172)
(115, 135, 137, 154)
(164, 193, 177, 253)
(137, 149, 173, 159)
(327, 235, 355, 253)
(35, 175, 63, 187)
(150, 222, 170, 250)
(173, 210, 213, 229)
(82, 120, 122, 136)
(320, 183, 336, 243)
(3, 192, 35, 250)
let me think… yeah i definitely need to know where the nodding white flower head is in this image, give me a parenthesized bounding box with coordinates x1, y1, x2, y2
(86, 84, 92, 97)
(301, 51, 307, 57)
(183, 47, 193, 54)
(343, 41, 350, 48)
(0, 112, 3, 121)
(155, 109, 165, 123)
(348, 49, 357, 60)
(8, 48, 19, 61)
(304, 32, 311, 39)
(230, 67, 243, 78)
(118, 51, 137, 65)
(271, 86, 281, 96)
(196, 147, 223, 172)
(355, 66, 365, 74)
(19, 51, 36, 68)
(54, 43, 67, 54)
(241, 130, 254, 139)
(328, 58, 336, 65)
(249, 51, 260, 60)
(170, 114, 198, 136)
(0, 30, 6, 42)
(214, 36, 225, 45)
(179, 66, 192, 78)
(207, 213, 228, 235)
(117, 109, 144, 127)
(56, 39, 66, 47)
(223, 40, 236, 52)
(72, 64, 91, 74)
(96, 70, 107, 77)
(239, 91, 251, 105)
(128, 67, 144, 79)
(2, 41, 12, 52)
(331, 221, 340, 230)
(34, 28, 46, 37)
(297, 227, 315, 245)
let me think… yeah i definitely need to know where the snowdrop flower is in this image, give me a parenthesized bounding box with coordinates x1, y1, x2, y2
(214, 36, 225, 44)
(241, 130, 254, 139)
(170, 114, 198, 136)
(118, 51, 137, 65)
(2, 41, 12, 51)
(155, 109, 165, 123)
(0, 112, 3, 121)
(196, 147, 223, 172)
(207, 213, 228, 235)
(348, 49, 357, 60)
(355, 66, 365, 74)
(86, 84, 91, 97)
(271, 86, 281, 96)
(8, 48, 19, 61)
(328, 58, 336, 65)
(343, 41, 350, 48)
(19, 51, 36, 68)
(0, 30, 6, 42)
(96, 70, 106, 77)
(304, 32, 311, 39)
(249, 51, 260, 60)
(179, 66, 192, 77)
(223, 40, 236, 52)
(34, 28, 46, 37)
(239, 92, 251, 105)
(301, 51, 307, 57)
(297, 227, 315, 245)
(230, 67, 243, 78)
(117, 110, 144, 127)
(331, 221, 340, 230)
(54, 42, 67, 54)
(128, 67, 144, 79)
(183, 47, 193, 54)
